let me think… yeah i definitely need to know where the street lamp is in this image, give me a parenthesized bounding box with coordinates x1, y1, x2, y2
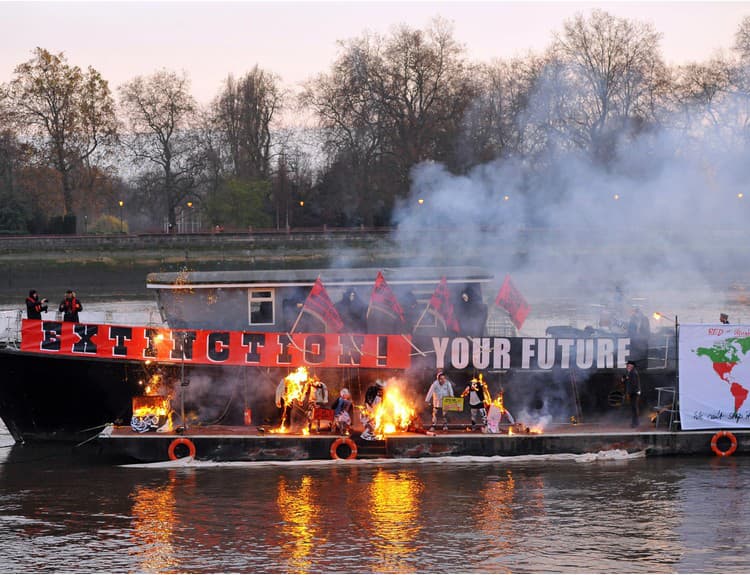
(186, 201, 193, 233)
(118, 200, 124, 233)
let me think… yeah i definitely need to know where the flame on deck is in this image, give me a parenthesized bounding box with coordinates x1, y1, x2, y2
(131, 395, 172, 432)
(272, 367, 317, 434)
(369, 378, 417, 438)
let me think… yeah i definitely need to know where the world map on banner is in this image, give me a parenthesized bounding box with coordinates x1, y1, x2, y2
(680, 324, 750, 430)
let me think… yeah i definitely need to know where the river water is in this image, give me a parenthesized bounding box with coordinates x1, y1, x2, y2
(0, 424, 747, 574)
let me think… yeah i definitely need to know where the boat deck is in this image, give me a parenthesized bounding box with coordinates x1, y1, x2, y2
(99, 421, 749, 463)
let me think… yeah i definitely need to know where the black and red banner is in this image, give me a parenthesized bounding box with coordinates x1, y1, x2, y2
(20, 319, 412, 369)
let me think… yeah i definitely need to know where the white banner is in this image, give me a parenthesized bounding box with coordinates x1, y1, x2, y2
(679, 324, 750, 429)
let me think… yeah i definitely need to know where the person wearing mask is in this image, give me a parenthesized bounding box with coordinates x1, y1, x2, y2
(25, 290, 48, 320)
(461, 376, 490, 432)
(331, 388, 354, 436)
(425, 371, 454, 431)
(59, 290, 83, 322)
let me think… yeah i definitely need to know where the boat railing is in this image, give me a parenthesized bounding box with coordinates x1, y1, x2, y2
(0, 304, 166, 349)
(0, 309, 22, 349)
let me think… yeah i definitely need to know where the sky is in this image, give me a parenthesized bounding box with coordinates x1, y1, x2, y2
(2, 1, 750, 105)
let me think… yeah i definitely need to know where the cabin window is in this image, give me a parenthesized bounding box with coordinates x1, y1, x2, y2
(249, 289, 274, 325)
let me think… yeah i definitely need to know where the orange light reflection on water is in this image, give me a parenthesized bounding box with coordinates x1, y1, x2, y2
(276, 475, 323, 573)
(368, 469, 423, 572)
(477, 471, 546, 556)
(130, 474, 178, 572)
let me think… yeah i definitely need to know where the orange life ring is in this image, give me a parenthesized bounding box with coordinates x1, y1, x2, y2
(710, 430, 738, 457)
(330, 437, 357, 460)
(168, 437, 197, 460)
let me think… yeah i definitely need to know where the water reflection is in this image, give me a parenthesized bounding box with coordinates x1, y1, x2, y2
(2, 455, 750, 573)
(277, 474, 323, 573)
(367, 469, 423, 572)
(130, 473, 179, 572)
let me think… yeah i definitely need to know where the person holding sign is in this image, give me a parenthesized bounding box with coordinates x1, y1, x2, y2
(425, 371, 454, 431)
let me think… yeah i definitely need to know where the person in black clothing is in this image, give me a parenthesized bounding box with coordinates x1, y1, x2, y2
(622, 360, 641, 428)
(59, 290, 83, 322)
(335, 288, 367, 333)
(456, 285, 488, 336)
(720, 313, 729, 325)
(25, 290, 48, 320)
(627, 307, 650, 364)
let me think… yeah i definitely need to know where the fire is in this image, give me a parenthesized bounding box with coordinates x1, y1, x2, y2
(132, 396, 170, 418)
(370, 380, 417, 437)
(491, 392, 505, 412)
(282, 367, 311, 405)
(273, 367, 320, 434)
(131, 395, 172, 432)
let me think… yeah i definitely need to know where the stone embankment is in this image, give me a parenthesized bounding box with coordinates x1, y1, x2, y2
(0, 229, 429, 304)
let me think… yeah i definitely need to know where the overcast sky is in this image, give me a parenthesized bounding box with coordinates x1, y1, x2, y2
(2, 1, 750, 104)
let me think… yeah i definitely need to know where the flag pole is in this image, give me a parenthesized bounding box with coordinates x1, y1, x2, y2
(413, 302, 431, 330)
(289, 306, 304, 334)
(402, 333, 426, 356)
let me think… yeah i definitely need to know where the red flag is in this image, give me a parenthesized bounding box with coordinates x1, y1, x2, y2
(367, 271, 405, 323)
(494, 274, 530, 330)
(295, 277, 344, 333)
(427, 276, 460, 333)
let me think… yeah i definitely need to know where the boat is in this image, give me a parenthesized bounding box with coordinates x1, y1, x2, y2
(3, 265, 742, 462)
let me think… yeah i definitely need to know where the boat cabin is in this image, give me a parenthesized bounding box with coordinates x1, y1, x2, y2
(147, 266, 495, 336)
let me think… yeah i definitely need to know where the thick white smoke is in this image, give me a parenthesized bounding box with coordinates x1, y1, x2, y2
(392, 95, 750, 331)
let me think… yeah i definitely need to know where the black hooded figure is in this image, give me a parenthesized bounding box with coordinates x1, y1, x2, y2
(456, 284, 488, 336)
(335, 288, 367, 333)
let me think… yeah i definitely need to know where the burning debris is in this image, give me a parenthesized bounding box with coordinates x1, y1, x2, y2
(131, 395, 171, 433)
(272, 367, 329, 434)
(131, 362, 177, 433)
(361, 378, 421, 440)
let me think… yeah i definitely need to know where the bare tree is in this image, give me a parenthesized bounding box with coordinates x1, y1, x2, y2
(458, 54, 547, 168)
(212, 67, 282, 179)
(119, 70, 203, 228)
(301, 18, 475, 224)
(378, 19, 476, 173)
(735, 16, 750, 62)
(550, 10, 667, 163)
(5, 47, 118, 215)
(673, 59, 732, 126)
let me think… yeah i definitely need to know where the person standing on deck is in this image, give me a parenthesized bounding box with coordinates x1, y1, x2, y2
(59, 290, 82, 322)
(331, 388, 354, 436)
(461, 377, 489, 432)
(425, 371, 454, 431)
(622, 360, 641, 428)
(25, 290, 48, 320)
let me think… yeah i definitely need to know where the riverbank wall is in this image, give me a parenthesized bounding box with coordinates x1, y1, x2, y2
(0, 229, 421, 305)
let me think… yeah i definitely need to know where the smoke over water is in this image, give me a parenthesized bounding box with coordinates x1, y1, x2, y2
(391, 103, 750, 331)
